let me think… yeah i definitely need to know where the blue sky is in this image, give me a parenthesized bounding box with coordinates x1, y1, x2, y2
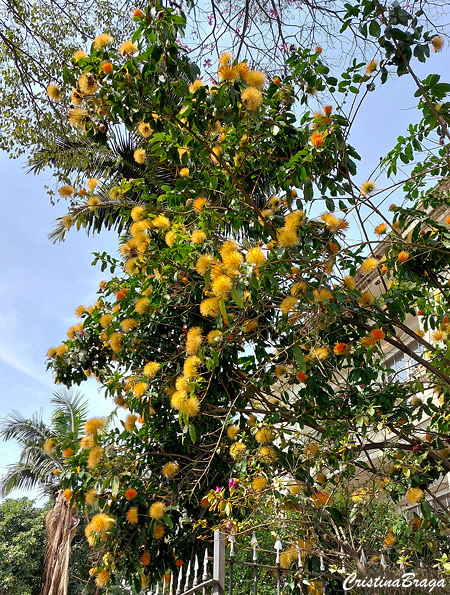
(0, 31, 447, 503)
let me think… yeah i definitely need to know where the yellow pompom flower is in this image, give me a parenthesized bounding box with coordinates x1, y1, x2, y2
(359, 291, 375, 306)
(207, 330, 222, 343)
(360, 257, 379, 274)
(93, 33, 114, 49)
(59, 185, 74, 197)
(218, 52, 232, 66)
(285, 211, 305, 229)
(134, 298, 150, 314)
(47, 84, 61, 101)
(73, 49, 87, 61)
(134, 148, 146, 164)
(80, 436, 95, 449)
(374, 223, 387, 235)
(223, 250, 244, 272)
(78, 73, 98, 95)
(90, 513, 115, 533)
(149, 501, 166, 520)
(162, 462, 179, 478)
(230, 441, 247, 459)
(252, 476, 268, 491)
(85, 489, 98, 506)
(194, 197, 207, 211)
(405, 487, 424, 504)
(431, 35, 444, 52)
(154, 524, 165, 539)
(125, 414, 138, 432)
(313, 288, 333, 302)
(153, 215, 171, 229)
(227, 425, 240, 440)
(127, 507, 139, 524)
(218, 65, 239, 81)
(137, 122, 153, 139)
(143, 362, 160, 378)
(99, 314, 113, 328)
(110, 332, 122, 353)
(212, 274, 232, 298)
(183, 355, 200, 378)
(280, 296, 297, 315)
(179, 167, 191, 178)
(96, 569, 110, 587)
(121, 318, 138, 333)
(241, 87, 263, 111)
(87, 446, 103, 468)
(61, 214, 74, 229)
(259, 446, 277, 462)
(255, 427, 274, 444)
(195, 254, 214, 275)
(236, 62, 249, 77)
(191, 230, 207, 244)
(365, 59, 378, 74)
(242, 70, 266, 88)
(130, 206, 146, 222)
(277, 227, 298, 247)
(171, 391, 186, 411)
(246, 247, 266, 265)
(119, 40, 138, 55)
(189, 79, 205, 93)
(186, 327, 203, 355)
(200, 297, 221, 318)
(290, 281, 307, 296)
(343, 276, 356, 290)
(361, 180, 376, 196)
(44, 438, 55, 453)
(87, 196, 101, 211)
(133, 382, 148, 398)
(85, 418, 106, 436)
(313, 346, 329, 361)
(181, 396, 200, 417)
(55, 344, 68, 357)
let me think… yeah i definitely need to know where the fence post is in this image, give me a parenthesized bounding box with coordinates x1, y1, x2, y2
(213, 530, 225, 595)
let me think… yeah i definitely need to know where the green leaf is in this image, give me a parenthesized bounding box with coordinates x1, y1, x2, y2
(369, 20, 381, 38)
(163, 513, 174, 528)
(231, 287, 244, 308)
(188, 423, 197, 443)
(111, 475, 120, 498)
(293, 345, 306, 371)
(219, 297, 227, 320)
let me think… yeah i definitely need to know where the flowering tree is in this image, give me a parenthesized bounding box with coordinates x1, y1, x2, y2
(42, 2, 450, 590)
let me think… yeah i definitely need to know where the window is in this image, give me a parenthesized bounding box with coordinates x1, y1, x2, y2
(385, 341, 424, 384)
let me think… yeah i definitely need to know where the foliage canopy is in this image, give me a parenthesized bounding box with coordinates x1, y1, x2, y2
(14, 0, 450, 590)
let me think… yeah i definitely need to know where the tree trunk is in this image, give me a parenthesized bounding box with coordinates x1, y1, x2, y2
(41, 491, 79, 595)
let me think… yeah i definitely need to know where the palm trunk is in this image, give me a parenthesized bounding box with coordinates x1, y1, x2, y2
(41, 491, 79, 595)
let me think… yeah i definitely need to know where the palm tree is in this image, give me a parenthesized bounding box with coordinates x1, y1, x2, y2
(0, 388, 88, 497)
(0, 388, 89, 595)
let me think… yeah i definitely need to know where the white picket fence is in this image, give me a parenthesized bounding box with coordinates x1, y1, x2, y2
(146, 530, 336, 595)
(147, 531, 225, 595)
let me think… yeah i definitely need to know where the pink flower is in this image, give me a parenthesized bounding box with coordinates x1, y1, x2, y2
(229, 478, 237, 488)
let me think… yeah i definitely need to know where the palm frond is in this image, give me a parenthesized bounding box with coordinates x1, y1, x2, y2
(0, 410, 50, 444)
(50, 388, 89, 437)
(0, 462, 58, 497)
